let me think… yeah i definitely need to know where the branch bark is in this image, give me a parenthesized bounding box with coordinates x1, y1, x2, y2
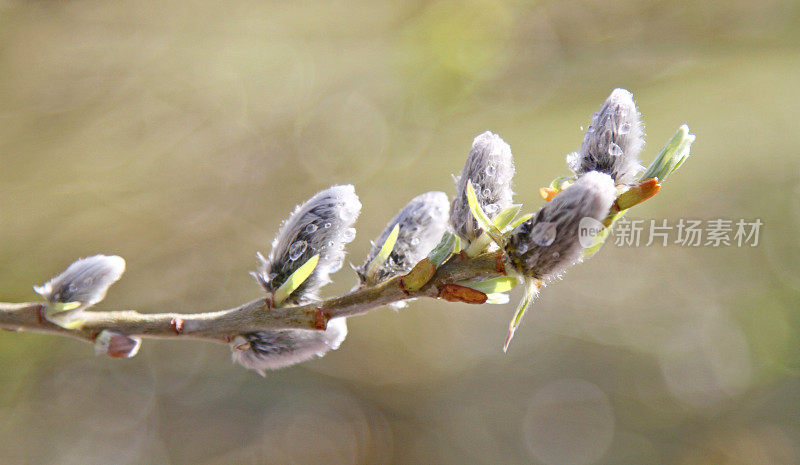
(0, 252, 505, 346)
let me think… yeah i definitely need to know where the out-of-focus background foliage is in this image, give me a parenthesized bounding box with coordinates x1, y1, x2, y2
(1, 0, 799, 463)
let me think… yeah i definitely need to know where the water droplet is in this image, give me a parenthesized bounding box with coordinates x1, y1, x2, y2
(288, 241, 307, 261)
(580, 125, 585, 131)
(482, 188, 492, 199)
(305, 223, 318, 233)
(608, 143, 623, 156)
(83, 277, 94, 286)
(342, 227, 356, 242)
(68, 283, 78, 292)
(552, 251, 560, 259)
(484, 203, 499, 215)
(410, 237, 420, 246)
(531, 222, 557, 247)
(327, 241, 335, 247)
(619, 122, 631, 134)
(323, 223, 331, 229)
(487, 164, 497, 175)
(516, 242, 529, 255)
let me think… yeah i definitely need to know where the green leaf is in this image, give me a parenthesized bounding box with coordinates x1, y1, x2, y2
(428, 232, 458, 267)
(457, 276, 518, 294)
(641, 125, 695, 182)
(50, 301, 81, 313)
(504, 278, 540, 352)
(486, 293, 510, 305)
(59, 318, 86, 330)
(464, 232, 493, 257)
(45, 311, 85, 329)
(549, 176, 573, 190)
(466, 181, 502, 241)
(365, 224, 400, 281)
(492, 205, 522, 231)
(273, 254, 319, 305)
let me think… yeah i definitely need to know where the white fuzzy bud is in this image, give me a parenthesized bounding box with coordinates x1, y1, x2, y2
(357, 191, 450, 284)
(567, 88, 645, 184)
(506, 171, 616, 279)
(230, 318, 347, 375)
(450, 131, 515, 244)
(33, 255, 126, 312)
(252, 185, 361, 305)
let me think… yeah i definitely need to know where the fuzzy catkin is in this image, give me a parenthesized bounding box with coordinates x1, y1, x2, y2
(357, 191, 449, 284)
(506, 171, 616, 280)
(34, 255, 126, 311)
(231, 318, 348, 375)
(235, 185, 360, 374)
(450, 131, 515, 244)
(567, 88, 645, 184)
(252, 184, 361, 304)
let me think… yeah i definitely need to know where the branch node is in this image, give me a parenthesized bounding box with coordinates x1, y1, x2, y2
(314, 307, 329, 330)
(171, 317, 184, 335)
(495, 252, 507, 275)
(398, 278, 411, 296)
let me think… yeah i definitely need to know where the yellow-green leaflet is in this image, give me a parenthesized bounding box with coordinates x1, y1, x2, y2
(458, 276, 518, 294)
(46, 311, 85, 330)
(428, 232, 458, 267)
(50, 301, 81, 313)
(59, 318, 86, 330)
(642, 125, 695, 182)
(492, 205, 521, 231)
(486, 293, 510, 305)
(366, 224, 400, 281)
(504, 278, 540, 352)
(464, 231, 493, 257)
(549, 176, 573, 190)
(273, 254, 319, 305)
(466, 181, 503, 241)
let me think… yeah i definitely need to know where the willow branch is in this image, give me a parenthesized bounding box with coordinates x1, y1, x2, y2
(0, 252, 505, 346)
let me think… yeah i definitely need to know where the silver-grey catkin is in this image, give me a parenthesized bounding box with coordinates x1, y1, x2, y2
(450, 131, 515, 244)
(236, 185, 360, 374)
(230, 318, 347, 374)
(252, 184, 361, 304)
(33, 255, 126, 311)
(356, 191, 450, 284)
(506, 171, 616, 280)
(567, 88, 645, 184)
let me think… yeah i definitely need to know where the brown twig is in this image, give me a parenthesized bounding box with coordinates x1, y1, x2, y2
(0, 252, 505, 346)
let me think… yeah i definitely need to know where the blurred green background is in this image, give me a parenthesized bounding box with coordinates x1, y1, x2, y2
(1, 0, 799, 464)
